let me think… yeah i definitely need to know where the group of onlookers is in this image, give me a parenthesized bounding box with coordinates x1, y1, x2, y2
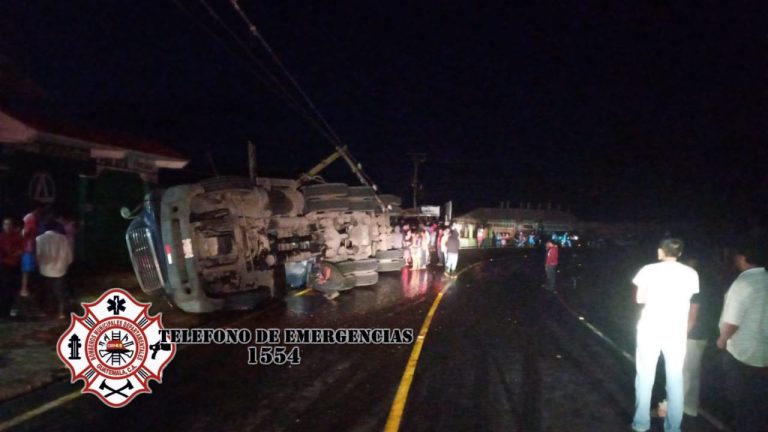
(315, 221, 461, 300)
(0, 204, 75, 321)
(395, 221, 460, 276)
(630, 237, 767, 432)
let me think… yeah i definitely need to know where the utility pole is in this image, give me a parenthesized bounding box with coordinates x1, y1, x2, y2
(248, 141, 257, 185)
(408, 152, 426, 208)
(206, 152, 220, 178)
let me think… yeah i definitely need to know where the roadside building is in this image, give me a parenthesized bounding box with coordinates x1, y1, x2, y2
(454, 205, 576, 247)
(0, 107, 188, 265)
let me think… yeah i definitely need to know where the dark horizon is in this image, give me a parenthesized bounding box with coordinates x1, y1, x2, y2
(1, 1, 765, 223)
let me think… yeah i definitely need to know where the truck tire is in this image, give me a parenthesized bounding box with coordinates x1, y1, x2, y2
(303, 183, 348, 199)
(352, 271, 378, 287)
(304, 198, 349, 213)
(347, 186, 376, 199)
(375, 249, 404, 260)
(201, 176, 253, 192)
(348, 200, 379, 212)
(377, 259, 404, 272)
(339, 274, 356, 291)
(336, 258, 379, 274)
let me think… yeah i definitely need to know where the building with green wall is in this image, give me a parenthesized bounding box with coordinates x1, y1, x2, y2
(0, 108, 188, 267)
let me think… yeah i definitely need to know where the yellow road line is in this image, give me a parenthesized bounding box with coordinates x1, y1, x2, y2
(384, 288, 447, 432)
(2, 258, 498, 432)
(0, 390, 82, 431)
(384, 261, 486, 432)
(292, 288, 313, 297)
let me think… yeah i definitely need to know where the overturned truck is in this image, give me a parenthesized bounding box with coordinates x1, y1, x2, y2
(124, 177, 404, 313)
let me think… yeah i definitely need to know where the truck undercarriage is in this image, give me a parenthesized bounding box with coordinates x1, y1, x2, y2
(125, 177, 404, 313)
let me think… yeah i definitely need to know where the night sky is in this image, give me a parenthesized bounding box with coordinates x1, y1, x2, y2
(1, 1, 765, 222)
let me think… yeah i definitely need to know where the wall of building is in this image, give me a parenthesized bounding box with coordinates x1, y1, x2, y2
(0, 148, 148, 267)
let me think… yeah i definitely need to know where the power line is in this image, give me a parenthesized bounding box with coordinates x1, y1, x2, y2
(229, 0, 344, 148)
(171, 0, 295, 107)
(227, 0, 385, 200)
(197, 0, 304, 108)
(170, 0, 340, 146)
(177, 0, 382, 200)
(197, 0, 343, 145)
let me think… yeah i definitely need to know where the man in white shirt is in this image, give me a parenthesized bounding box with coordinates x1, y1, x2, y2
(631, 238, 699, 432)
(717, 240, 768, 432)
(36, 218, 73, 319)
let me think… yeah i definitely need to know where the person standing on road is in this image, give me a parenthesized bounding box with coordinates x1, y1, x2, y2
(36, 217, 73, 319)
(436, 227, 444, 266)
(420, 228, 430, 268)
(20, 204, 43, 298)
(631, 238, 699, 432)
(544, 240, 559, 291)
(679, 256, 714, 418)
(392, 225, 403, 250)
(402, 224, 413, 267)
(476, 226, 484, 248)
(411, 228, 422, 270)
(716, 240, 768, 432)
(429, 223, 437, 249)
(440, 228, 449, 268)
(0, 218, 24, 319)
(444, 229, 460, 277)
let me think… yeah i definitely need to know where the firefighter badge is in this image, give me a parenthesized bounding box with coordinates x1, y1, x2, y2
(57, 288, 176, 407)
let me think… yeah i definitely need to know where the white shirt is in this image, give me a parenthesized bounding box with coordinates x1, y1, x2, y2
(36, 231, 73, 278)
(391, 231, 403, 249)
(720, 267, 768, 367)
(633, 260, 699, 334)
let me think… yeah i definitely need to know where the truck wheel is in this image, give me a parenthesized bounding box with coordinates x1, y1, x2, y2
(304, 198, 349, 213)
(303, 183, 348, 199)
(339, 274, 356, 291)
(347, 186, 376, 199)
(377, 259, 404, 272)
(336, 258, 379, 274)
(348, 200, 378, 212)
(352, 271, 378, 287)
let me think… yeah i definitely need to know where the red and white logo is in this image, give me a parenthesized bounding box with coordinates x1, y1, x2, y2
(57, 288, 176, 408)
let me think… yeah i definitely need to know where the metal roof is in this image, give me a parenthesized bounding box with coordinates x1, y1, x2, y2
(0, 108, 188, 169)
(456, 207, 577, 222)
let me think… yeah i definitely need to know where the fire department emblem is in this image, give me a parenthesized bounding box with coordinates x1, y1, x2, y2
(57, 288, 176, 408)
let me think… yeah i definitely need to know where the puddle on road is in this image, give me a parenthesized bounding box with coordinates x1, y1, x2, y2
(284, 268, 447, 320)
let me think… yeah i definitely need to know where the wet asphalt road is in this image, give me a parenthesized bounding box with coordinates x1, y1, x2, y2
(0, 249, 719, 432)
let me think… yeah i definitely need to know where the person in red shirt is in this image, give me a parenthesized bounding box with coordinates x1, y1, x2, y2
(545, 239, 559, 291)
(20, 205, 43, 297)
(0, 217, 24, 318)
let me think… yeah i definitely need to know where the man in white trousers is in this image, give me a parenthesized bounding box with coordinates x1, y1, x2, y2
(444, 229, 460, 277)
(631, 238, 699, 432)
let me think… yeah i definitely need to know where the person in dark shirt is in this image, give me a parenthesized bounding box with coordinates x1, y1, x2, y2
(681, 257, 715, 417)
(0, 217, 24, 318)
(444, 229, 460, 277)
